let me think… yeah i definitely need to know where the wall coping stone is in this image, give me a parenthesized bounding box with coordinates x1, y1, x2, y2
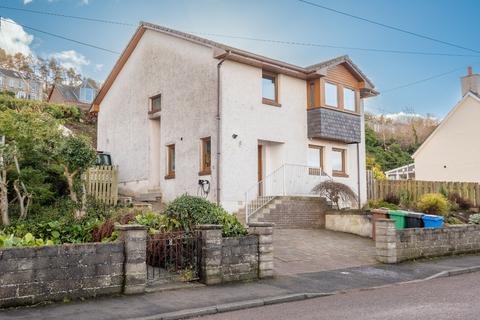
(196, 224, 223, 230)
(326, 209, 369, 216)
(114, 224, 148, 231)
(248, 222, 275, 227)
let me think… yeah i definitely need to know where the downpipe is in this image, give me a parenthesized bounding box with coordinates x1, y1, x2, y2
(216, 51, 231, 205)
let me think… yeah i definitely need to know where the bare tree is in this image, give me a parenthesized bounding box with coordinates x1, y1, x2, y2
(312, 180, 358, 209)
(0, 141, 9, 226)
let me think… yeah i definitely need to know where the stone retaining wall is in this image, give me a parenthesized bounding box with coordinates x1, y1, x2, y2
(325, 211, 372, 238)
(0, 224, 147, 308)
(375, 219, 480, 263)
(256, 197, 328, 229)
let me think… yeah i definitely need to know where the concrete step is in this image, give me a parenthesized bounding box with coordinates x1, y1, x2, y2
(135, 192, 162, 202)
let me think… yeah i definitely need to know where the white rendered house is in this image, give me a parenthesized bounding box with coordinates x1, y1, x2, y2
(413, 67, 480, 183)
(91, 22, 378, 215)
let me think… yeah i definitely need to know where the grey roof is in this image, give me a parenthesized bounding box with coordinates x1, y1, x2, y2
(0, 68, 22, 79)
(56, 84, 80, 102)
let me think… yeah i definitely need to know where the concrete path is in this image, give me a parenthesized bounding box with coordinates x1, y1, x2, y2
(2, 254, 480, 320)
(199, 270, 480, 320)
(274, 229, 376, 275)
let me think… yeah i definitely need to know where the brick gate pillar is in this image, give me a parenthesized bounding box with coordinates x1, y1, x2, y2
(197, 224, 223, 285)
(115, 224, 148, 294)
(249, 222, 274, 278)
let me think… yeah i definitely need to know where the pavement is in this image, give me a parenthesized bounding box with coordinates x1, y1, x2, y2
(2, 254, 480, 320)
(274, 229, 376, 275)
(198, 270, 480, 320)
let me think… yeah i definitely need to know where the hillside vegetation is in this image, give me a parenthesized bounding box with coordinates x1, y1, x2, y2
(365, 112, 439, 176)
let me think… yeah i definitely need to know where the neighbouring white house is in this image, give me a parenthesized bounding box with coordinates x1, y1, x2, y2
(90, 22, 378, 216)
(413, 67, 480, 182)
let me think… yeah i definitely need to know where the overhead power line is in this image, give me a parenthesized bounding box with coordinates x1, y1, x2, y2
(1, 4, 479, 58)
(195, 32, 480, 58)
(381, 66, 468, 94)
(0, 18, 120, 54)
(0, 5, 135, 26)
(297, 0, 480, 54)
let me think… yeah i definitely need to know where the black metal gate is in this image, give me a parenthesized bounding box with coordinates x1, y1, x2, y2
(146, 231, 201, 283)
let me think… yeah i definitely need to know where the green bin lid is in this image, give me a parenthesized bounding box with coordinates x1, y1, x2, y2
(388, 210, 407, 216)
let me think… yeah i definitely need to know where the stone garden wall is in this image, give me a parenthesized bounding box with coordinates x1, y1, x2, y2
(0, 224, 147, 308)
(198, 223, 274, 284)
(1, 223, 274, 308)
(375, 219, 480, 263)
(325, 211, 372, 238)
(0, 242, 125, 308)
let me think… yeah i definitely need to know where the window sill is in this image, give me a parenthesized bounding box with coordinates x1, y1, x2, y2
(198, 170, 211, 176)
(164, 174, 175, 180)
(333, 172, 349, 178)
(262, 98, 281, 107)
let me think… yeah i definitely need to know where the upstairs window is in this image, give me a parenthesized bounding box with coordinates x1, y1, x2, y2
(343, 87, 356, 112)
(199, 137, 211, 175)
(0, 77, 3, 86)
(165, 144, 175, 179)
(325, 82, 338, 107)
(262, 71, 279, 106)
(331, 148, 347, 177)
(9, 79, 15, 88)
(149, 94, 162, 113)
(308, 145, 323, 176)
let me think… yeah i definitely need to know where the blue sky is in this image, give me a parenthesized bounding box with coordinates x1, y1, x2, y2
(1, 0, 479, 117)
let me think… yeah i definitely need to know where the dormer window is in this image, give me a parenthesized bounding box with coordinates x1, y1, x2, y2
(324, 82, 338, 108)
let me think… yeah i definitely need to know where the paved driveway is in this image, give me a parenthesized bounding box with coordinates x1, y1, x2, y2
(274, 229, 377, 275)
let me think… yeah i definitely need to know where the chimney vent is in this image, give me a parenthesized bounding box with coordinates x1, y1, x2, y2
(461, 67, 479, 96)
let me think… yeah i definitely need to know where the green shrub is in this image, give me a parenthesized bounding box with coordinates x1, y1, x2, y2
(368, 199, 399, 210)
(399, 190, 414, 208)
(417, 193, 449, 216)
(445, 216, 464, 225)
(469, 213, 480, 224)
(164, 195, 247, 237)
(0, 232, 54, 248)
(133, 211, 181, 234)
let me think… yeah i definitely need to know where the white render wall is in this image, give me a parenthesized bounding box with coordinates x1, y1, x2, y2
(219, 60, 367, 212)
(414, 94, 480, 183)
(97, 31, 367, 211)
(97, 29, 218, 202)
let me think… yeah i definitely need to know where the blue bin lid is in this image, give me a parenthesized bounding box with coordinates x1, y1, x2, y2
(422, 214, 444, 221)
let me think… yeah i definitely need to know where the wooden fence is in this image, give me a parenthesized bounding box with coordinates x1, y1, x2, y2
(84, 165, 119, 206)
(367, 177, 480, 207)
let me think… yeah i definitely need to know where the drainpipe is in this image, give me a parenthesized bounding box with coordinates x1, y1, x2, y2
(216, 51, 231, 205)
(356, 142, 361, 209)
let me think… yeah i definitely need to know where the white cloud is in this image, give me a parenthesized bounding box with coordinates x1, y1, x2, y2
(384, 112, 438, 122)
(80, 0, 89, 5)
(95, 64, 104, 71)
(50, 50, 90, 73)
(0, 18, 34, 56)
(23, 0, 33, 4)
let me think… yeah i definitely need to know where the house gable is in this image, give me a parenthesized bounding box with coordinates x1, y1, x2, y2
(413, 92, 480, 159)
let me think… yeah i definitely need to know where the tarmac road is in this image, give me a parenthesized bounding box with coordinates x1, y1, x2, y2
(198, 271, 480, 320)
